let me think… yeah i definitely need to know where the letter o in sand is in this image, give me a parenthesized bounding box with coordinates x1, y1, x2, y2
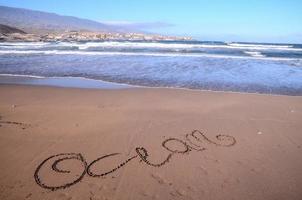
(34, 153, 87, 191)
(162, 138, 190, 154)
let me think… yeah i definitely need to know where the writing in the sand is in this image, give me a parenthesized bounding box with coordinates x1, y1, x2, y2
(34, 130, 236, 191)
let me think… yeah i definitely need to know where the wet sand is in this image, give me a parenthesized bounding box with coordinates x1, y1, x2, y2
(0, 84, 301, 200)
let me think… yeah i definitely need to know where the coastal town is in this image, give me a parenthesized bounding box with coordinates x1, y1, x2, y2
(0, 26, 192, 42)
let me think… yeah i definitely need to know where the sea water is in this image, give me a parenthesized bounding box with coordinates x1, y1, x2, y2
(0, 40, 302, 95)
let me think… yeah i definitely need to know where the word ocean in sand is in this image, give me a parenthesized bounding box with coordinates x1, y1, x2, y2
(34, 130, 236, 191)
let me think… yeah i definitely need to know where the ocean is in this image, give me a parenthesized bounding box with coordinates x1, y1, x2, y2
(0, 40, 302, 95)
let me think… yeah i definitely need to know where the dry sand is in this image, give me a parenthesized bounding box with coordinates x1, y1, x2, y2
(0, 84, 301, 200)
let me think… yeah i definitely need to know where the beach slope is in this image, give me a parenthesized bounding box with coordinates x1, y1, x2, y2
(0, 85, 301, 200)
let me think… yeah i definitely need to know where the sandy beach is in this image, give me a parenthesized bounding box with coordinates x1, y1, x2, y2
(0, 84, 302, 200)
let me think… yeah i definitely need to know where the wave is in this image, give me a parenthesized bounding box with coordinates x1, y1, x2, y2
(1, 41, 302, 51)
(0, 42, 50, 46)
(0, 49, 300, 61)
(0, 73, 44, 78)
(228, 42, 293, 48)
(57, 42, 302, 51)
(244, 51, 265, 57)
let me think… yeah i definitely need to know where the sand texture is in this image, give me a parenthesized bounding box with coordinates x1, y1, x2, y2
(0, 85, 302, 200)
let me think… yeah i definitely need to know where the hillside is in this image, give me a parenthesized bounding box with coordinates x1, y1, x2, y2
(0, 6, 125, 34)
(0, 24, 26, 34)
(0, 6, 191, 42)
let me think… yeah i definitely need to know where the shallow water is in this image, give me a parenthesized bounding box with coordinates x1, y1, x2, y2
(0, 41, 302, 95)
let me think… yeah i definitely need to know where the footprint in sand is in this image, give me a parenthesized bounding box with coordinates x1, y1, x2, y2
(150, 173, 171, 185)
(236, 160, 243, 165)
(90, 196, 102, 200)
(140, 191, 149, 197)
(88, 182, 98, 188)
(176, 189, 186, 196)
(187, 186, 196, 192)
(170, 189, 187, 197)
(55, 192, 72, 200)
(98, 186, 103, 191)
(236, 178, 241, 184)
(25, 193, 32, 199)
(169, 191, 178, 197)
(197, 166, 208, 175)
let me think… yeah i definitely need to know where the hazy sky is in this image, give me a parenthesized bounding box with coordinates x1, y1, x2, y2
(0, 0, 301, 43)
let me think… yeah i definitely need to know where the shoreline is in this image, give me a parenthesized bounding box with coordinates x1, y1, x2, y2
(1, 74, 301, 97)
(0, 74, 133, 90)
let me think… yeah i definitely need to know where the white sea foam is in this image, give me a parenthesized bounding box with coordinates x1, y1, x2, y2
(0, 49, 300, 61)
(62, 41, 302, 51)
(228, 42, 302, 51)
(1, 41, 301, 51)
(71, 42, 200, 49)
(244, 51, 265, 57)
(0, 42, 50, 46)
(228, 42, 293, 48)
(0, 73, 44, 78)
(0, 45, 47, 49)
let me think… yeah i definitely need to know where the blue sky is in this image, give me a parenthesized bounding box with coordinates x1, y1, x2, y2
(0, 0, 301, 43)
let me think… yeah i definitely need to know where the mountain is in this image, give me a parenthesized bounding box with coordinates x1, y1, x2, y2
(0, 6, 127, 34)
(0, 24, 26, 34)
(0, 6, 192, 42)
